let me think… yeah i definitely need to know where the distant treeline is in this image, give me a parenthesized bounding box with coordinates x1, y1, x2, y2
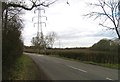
(24, 46, 88, 50)
(24, 38, 119, 64)
(25, 38, 120, 52)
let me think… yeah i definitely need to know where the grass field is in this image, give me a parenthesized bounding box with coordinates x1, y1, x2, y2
(5, 54, 41, 80)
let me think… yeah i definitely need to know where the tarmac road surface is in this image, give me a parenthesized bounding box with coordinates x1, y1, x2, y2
(25, 53, 118, 80)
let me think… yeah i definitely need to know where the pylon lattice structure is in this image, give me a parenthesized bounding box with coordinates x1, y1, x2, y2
(32, 1, 47, 53)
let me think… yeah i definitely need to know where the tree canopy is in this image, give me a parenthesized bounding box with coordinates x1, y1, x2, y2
(90, 38, 120, 51)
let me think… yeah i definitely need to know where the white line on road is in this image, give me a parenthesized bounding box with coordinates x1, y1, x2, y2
(106, 77, 113, 80)
(67, 65, 87, 73)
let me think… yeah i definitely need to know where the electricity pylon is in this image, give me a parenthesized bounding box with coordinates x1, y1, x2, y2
(32, 6, 47, 53)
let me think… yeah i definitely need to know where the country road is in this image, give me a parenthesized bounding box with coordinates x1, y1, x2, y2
(25, 53, 118, 80)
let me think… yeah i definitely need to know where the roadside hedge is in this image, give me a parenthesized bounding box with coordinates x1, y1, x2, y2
(45, 49, 118, 64)
(24, 48, 119, 64)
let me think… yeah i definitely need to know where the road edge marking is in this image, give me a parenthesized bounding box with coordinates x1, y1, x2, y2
(106, 77, 113, 80)
(67, 65, 87, 73)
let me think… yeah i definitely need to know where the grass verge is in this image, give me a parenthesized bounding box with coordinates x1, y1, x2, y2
(82, 61, 119, 69)
(49, 54, 119, 69)
(9, 54, 41, 80)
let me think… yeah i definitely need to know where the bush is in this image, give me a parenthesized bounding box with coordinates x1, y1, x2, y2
(2, 8, 23, 79)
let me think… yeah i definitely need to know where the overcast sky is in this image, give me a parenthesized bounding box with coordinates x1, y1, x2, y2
(22, 0, 117, 48)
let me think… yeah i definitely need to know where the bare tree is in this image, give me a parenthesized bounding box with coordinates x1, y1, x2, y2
(31, 32, 57, 53)
(85, 0, 120, 39)
(2, 0, 58, 33)
(31, 36, 39, 47)
(45, 32, 57, 48)
(31, 34, 45, 53)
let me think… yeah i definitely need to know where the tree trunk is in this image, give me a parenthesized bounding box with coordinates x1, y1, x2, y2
(115, 27, 120, 39)
(118, 1, 120, 39)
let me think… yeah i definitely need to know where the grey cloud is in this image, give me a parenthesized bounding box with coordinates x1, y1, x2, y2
(87, 30, 117, 38)
(57, 29, 117, 41)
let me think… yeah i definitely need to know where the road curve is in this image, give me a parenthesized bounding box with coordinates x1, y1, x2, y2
(25, 53, 118, 80)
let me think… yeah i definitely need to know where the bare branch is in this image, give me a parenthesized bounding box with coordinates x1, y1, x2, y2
(117, 18, 120, 28)
(115, 2, 120, 25)
(100, 2, 114, 24)
(84, 11, 110, 20)
(84, 0, 120, 39)
(87, 2, 102, 7)
(103, 0, 112, 8)
(2, 0, 58, 12)
(101, 16, 108, 24)
(99, 23, 115, 30)
(45, 0, 59, 7)
(8, 9, 23, 21)
(7, 2, 47, 10)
